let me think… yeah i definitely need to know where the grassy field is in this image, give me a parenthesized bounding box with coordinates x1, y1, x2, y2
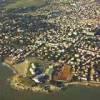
(6, 0, 46, 9)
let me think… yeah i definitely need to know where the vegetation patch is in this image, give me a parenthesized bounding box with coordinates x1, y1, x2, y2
(6, 0, 46, 9)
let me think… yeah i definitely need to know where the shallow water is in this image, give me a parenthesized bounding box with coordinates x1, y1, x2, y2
(0, 62, 100, 100)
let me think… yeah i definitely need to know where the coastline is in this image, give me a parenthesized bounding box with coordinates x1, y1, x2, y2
(2, 62, 17, 74)
(10, 75, 60, 93)
(3, 60, 100, 93)
(66, 81, 100, 87)
(10, 75, 100, 93)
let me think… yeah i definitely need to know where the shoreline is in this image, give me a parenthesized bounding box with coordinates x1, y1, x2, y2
(3, 60, 100, 93)
(10, 75, 100, 93)
(2, 62, 17, 74)
(66, 81, 100, 87)
(10, 75, 60, 93)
